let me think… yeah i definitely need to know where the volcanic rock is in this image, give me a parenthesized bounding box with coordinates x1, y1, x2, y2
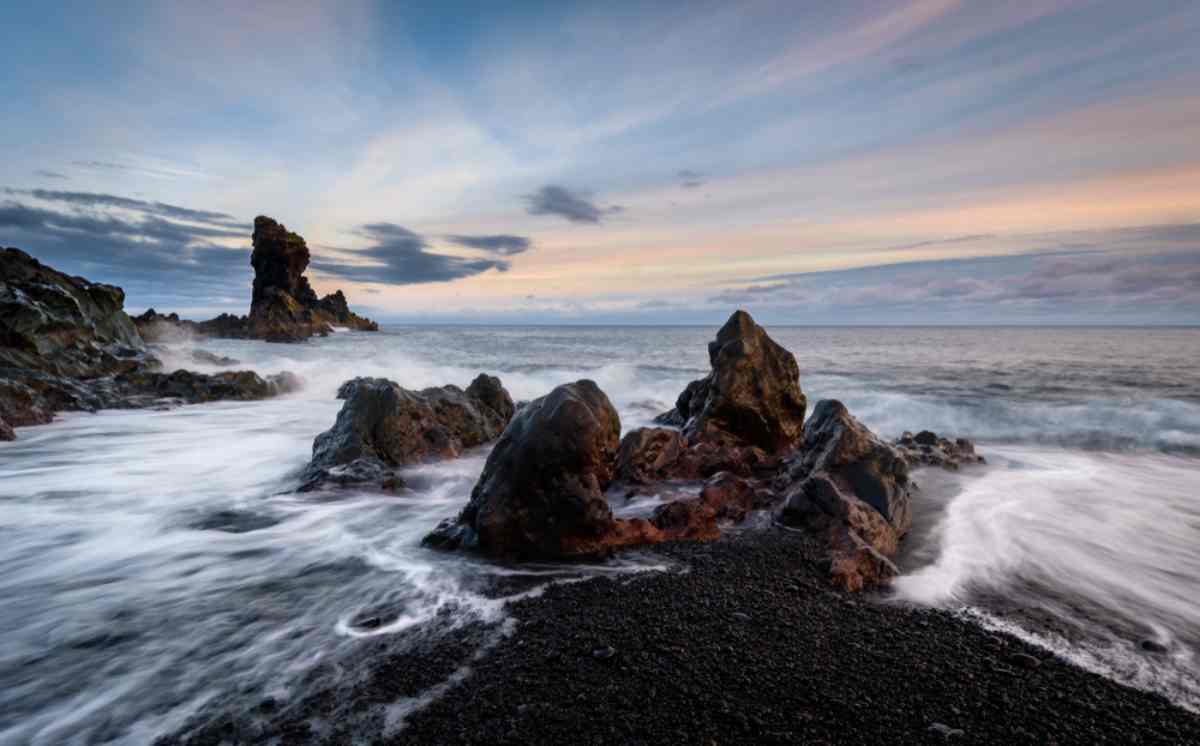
(777, 400, 912, 591)
(615, 426, 774, 483)
(0, 415, 12, 441)
(656, 310, 806, 454)
(301, 374, 514, 492)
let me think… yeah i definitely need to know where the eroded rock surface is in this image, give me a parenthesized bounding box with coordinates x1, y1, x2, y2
(301, 374, 514, 492)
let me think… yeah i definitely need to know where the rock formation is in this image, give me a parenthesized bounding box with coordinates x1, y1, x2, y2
(776, 400, 913, 591)
(132, 216, 378, 343)
(614, 426, 772, 483)
(424, 380, 779, 560)
(300, 374, 514, 491)
(1, 247, 301, 439)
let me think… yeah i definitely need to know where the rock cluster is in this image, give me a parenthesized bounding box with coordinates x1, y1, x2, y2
(133, 216, 378, 344)
(300, 374, 514, 492)
(1, 247, 302, 440)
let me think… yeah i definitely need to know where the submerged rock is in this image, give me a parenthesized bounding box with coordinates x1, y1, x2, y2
(777, 400, 912, 591)
(894, 430, 985, 470)
(301, 374, 514, 492)
(0, 415, 13, 441)
(656, 310, 806, 454)
(116, 369, 302, 403)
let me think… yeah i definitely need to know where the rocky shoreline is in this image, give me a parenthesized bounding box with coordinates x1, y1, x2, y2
(0, 215, 378, 440)
(159, 529, 1200, 745)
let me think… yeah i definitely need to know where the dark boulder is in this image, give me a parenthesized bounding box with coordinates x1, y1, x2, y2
(615, 427, 688, 483)
(423, 380, 624, 558)
(301, 374, 514, 491)
(0, 415, 12, 441)
(777, 400, 912, 591)
(657, 310, 806, 454)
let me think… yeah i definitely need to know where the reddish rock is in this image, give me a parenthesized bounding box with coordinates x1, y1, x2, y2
(615, 426, 774, 484)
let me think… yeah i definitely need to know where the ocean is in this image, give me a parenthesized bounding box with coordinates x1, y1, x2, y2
(1, 325, 1198, 743)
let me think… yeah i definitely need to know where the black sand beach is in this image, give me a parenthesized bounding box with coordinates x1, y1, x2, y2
(162, 527, 1200, 745)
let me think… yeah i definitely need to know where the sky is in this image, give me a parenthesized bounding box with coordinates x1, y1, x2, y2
(2, 0, 1199, 325)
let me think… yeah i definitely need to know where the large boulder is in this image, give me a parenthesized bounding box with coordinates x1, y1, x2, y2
(115, 369, 302, 403)
(301, 374, 514, 491)
(423, 380, 624, 558)
(776, 400, 912, 591)
(657, 310, 806, 454)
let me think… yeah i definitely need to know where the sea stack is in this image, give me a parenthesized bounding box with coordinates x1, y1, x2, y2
(133, 216, 379, 343)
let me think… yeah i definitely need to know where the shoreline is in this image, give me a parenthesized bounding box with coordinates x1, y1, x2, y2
(161, 527, 1200, 745)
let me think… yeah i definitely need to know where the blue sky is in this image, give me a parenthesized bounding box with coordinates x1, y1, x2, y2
(2, 0, 1199, 323)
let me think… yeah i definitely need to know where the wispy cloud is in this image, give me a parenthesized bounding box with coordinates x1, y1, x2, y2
(445, 233, 531, 255)
(33, 169, 69, 180)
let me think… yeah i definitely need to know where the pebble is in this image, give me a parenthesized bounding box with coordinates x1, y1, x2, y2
(1008, 652, 1042, 670)
(592, 645, 616, 660)
(928, 722, 965, 738)
(1141, 640, 1168, 654)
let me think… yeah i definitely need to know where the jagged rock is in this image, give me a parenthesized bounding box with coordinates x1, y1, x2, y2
(647, 472, 775, 541)
(656, 310, 806, 454)
(894, 430, 985, 470)
(301, 374, 513, 491)
(777, 400, 912, 591)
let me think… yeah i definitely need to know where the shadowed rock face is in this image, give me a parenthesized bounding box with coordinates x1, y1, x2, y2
(1, 247, 146, 378)
(301, 374, 514, 492)
(614, 426, 773, 484)
(657, 310, 806, 454)
(777, 399, 912, 591)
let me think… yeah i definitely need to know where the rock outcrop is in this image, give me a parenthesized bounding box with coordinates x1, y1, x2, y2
(776, 400, 913, 591)
(656, 310, 806, 454)
(300, 374, 514, 491)
(131, 216, 378, 344)
(1, 247, 301, 439)
(894, 430, 985, 470)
